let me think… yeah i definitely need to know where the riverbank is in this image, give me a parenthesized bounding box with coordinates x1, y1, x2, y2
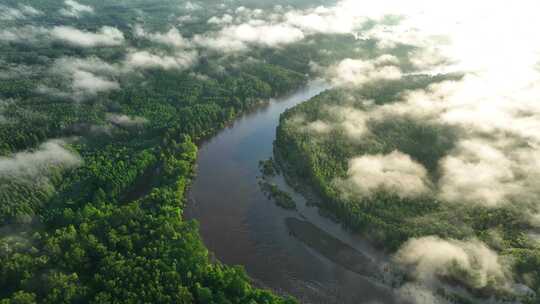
(186, 82, 405, 304)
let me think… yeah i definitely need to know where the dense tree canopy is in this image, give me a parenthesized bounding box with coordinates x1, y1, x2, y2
(275, 80, 540, 303)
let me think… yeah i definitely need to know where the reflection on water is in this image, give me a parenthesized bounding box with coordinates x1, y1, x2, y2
(185, 81, 406, 304)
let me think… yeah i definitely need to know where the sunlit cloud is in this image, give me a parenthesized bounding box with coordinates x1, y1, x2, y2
(0, 4, 42, 21)
(134, 25, 192, 49)
(59, 0, 94, 18)
(0, 140, 81, 181)
(51, 26, 125, 47)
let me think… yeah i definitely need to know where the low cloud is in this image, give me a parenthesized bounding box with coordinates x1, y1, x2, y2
(377, 76, 540, 209)
(288, 105, 371, 140)
(0, 4, 42, 21)
(395, 236, 512, 291)
(51, 26, 125, 47)
(303, 71, 540, 211)
(0, 140, 81, 180)
(0, 26, 49, 43)
(1, 25, 125, 47)
(194, 23, 305, 52)
(208, 14, 234, 25)
(125, 50, 198, 70)
(319, 105, 370, 139)
(336, 151, 430, 199)
(283, 3, 367, 35)
(46, 57, 120, 99)
(134, 26, 191, 48)
(59, 0, 95, 18)
(184, 1, 201, 11)
(71, 70, 119, 95)
(53, 57, 118, 75)
(438, 140, 521, 206)
(326, 56, 402, 87)
(39, 49, 199, 101)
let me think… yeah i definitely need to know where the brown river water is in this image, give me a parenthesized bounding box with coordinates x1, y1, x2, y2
(185, 81, 408, 304)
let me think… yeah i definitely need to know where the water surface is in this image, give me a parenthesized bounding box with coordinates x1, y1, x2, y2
(186, 82, 405, 304)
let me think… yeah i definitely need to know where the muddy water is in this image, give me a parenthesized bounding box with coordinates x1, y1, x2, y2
(186, 81, 405, 304)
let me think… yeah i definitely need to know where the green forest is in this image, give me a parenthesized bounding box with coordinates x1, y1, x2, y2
(3, 0, 540, 303)
(0, 0, 379, 303)
(275, 81, 540, 303)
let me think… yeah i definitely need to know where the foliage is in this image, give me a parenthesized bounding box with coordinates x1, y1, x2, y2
(259, 181, 297, 210)
(275, 80, 540, 301)
(0, 0, 323, 302)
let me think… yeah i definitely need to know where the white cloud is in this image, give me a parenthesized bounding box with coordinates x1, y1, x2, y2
(134, 25, 191, 48)
(59, 0, 94, 18)
(51, 26, 125, 47)
(336, 151, 430, 199)
(283, 4, 367, 34)
(53, 57, 118, 75)
(184, 1, 201, 11)
(177, 15, 195, 24)
(365, 75, 540, 208)
(40, 49, 198, 101)
(0, 4, 42, 21)
(71, 70, 119, 95)
(0, 140, 81, 180)
(0, 26, 49, 43)
(47, 57, 120, 99)
(291, 104, 372, 140)
(194, 23, 305, 52)
(325, 106, 370, 139)
(327, 56, 402, 87)
(125, 50, 198, 70)
(438, 140, 519, 206)
(19, 5, 43, 17)
(1, 26, 123, 47)
(395, 236, 511, 291)
(309, 70, 540, 209)
(208, 14, 234, 25)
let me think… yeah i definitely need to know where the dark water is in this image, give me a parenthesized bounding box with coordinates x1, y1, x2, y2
(186, 81, 404, 304)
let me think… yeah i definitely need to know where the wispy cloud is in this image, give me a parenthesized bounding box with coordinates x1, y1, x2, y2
(134, 25, 192, 49)
(194, 23, 304, 52)
(59, 0, 94, 18)
(0, 4, 42, 21)
(336, 151, 431, 199)
(395, 236, 512, 290)
(0, 25, 125, 48)
(51, 26, 124, 47)
(124, 50, 198, 71)
(0, 140, 81, 181)
(40, 57, 120, 100)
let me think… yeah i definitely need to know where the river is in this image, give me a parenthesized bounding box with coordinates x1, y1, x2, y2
(185, 81, 406, 304)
